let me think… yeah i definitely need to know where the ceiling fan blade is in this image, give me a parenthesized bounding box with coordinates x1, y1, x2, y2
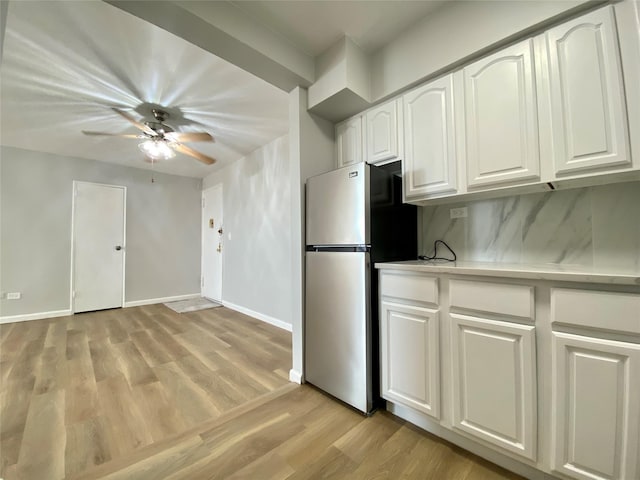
(174, 144, 216, 165)
(165, 132, 214, 143)
(112, 107, 156, 136)
(82, 130, 142, 139)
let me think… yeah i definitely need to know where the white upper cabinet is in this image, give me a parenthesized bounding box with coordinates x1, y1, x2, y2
(551, 332, 640, 480)
(463, 39, 541, 189)
(366, 99, 402, 165)
(403, 74, 458, 199)
(336, 116, 363, 168)
(546, 6, 630, 177)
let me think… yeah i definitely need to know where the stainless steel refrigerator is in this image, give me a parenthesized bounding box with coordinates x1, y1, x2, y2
(305, 161, 416, 414)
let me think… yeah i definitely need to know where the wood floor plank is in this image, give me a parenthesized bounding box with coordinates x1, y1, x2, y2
(44, 321, 67, 353)
(152, 362, 222, 427)
(6, 336, 45, 383)
(70, 385, 298, 480)
(131, 381, 187, 442)
(130, 330, 173, 367)
(276, 397, 363, 470)
(151, 312, 186, 335)
(0, 323, 31, 362)
(95, 435, 206, 480)
(174, 327, 231, 354)
(15, 390, 66, 480)
(215, 346, 288, 391)
(226, 451, 294, 480)
(161, 413, 295, 480)
(173, 413, 305, 480)
(65, 416, 112, 477)
(285, 445, 359, 480)
(88, 336, 122, 383)
(147, 327, 190, 360)
(0, 377, 35, 472)
(96, 375, 154, 458)
(82, 311, 112, 342)
(333, 410, 405, 463)
(112, 341, 158, 386)
(175, 358, 247, 412)
(343, 423, 423, 479)
(102, 313, 129, 344)
(33, 346, 64, 394)
(65, 356, 98, 425)
(0, 322, 15, 343)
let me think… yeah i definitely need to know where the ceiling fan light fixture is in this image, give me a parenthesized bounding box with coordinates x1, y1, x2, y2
(138, 139, 176, 160)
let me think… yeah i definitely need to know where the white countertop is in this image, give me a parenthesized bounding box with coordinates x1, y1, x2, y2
(374, 260, 640, 286)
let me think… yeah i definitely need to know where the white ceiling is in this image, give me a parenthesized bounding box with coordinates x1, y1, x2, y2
(1, 0, 447, 178)
(228, 0, 446, 56)
(0, 0, 289, 178)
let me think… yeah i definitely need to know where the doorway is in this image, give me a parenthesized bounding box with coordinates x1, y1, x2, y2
(71, 181, 126, 313)
(202, 184, 223, 302)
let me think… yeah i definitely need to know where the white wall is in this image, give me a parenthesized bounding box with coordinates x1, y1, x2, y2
(288, 87, 335, 383)
(202, 135, 293, 327)
(0, 146, 202, 318)
(370, 0, 589, 102)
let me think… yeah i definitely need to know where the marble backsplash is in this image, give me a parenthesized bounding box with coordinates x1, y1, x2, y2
(418, 181, 640, 271)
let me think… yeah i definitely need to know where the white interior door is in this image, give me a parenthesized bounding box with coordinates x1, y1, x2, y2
(202, 185, 223, 302)
(73, 182, 125, 313)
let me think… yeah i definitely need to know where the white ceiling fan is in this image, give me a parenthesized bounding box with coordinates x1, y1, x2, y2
(83, 108, 216, 165)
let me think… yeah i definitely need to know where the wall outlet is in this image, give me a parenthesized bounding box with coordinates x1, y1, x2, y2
(6, 292, 21, 300)
(450, 207, 468, 219)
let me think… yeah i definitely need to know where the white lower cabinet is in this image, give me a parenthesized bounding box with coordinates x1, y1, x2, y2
(450, 314, 537, 460)
(378, 269, 640, 479)
(551, 332, 640, 480)
(380, 300, 440, 418)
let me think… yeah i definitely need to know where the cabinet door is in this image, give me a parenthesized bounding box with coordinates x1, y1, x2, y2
(551, 332, 640, 480)
(450, 314, 537, 460)
(380, 301, 440, 418)
(366, 99, 401, 165)
(336, 116, 363, 168)
(546, 6, 630, 176)
(403, 74, 457, 199)
(464, 39, 540, 188)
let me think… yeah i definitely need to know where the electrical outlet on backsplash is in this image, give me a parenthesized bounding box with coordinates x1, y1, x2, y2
(417, 181, 640, 271)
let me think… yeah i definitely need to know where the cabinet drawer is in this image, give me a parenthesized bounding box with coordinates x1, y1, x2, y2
(380, 272, 438, 304)
(450, 280, 535, 320)
(551, 288, 640, 334)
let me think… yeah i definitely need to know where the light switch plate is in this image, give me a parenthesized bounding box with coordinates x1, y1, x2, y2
(7, 292, 21, 300)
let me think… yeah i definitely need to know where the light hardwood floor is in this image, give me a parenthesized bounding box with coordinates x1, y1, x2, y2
(1, 305, 523, 480)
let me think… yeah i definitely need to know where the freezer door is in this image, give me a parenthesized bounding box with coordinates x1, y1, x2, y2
(305, 250, 371, 413)
(306, 163, 370, 246)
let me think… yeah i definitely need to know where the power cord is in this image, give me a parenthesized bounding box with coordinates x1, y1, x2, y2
(418, 240, 457, 262)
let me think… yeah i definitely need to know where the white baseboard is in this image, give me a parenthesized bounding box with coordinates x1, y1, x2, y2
(123, 293, 201, 308)
(0, 309, 72, 324)
(222, 300, 292, 332)
(289, 369, 303, 384)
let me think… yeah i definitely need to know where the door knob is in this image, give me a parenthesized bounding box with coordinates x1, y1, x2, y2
(115, 245, 122, 251)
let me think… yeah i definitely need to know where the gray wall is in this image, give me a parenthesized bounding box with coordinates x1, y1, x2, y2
(288, 87, 336, 381)
(0, 146, 202, 317)
(419, 181, 640, 270)
(203, 134, 293, 326)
